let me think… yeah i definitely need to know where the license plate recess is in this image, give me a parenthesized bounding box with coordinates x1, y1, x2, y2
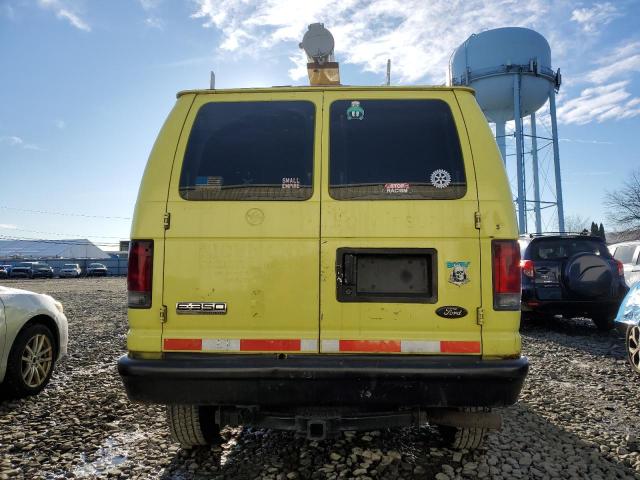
(336, 248, 437, 303)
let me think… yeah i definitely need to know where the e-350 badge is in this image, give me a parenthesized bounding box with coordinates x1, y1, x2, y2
(176, 302, 227, 314)
(447, 261, 470, 286)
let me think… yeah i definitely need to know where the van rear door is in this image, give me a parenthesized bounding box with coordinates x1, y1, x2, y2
(319, 90, 482, 354)
(162, 92, 322, 354)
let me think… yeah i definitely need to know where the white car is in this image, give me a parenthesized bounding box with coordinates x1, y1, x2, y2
(0, 286, 68, 397)
(59, 263, 81, 278)
(610, 241, 640, 287)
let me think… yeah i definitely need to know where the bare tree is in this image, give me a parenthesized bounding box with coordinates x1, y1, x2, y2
(563, 214, 590, 233)
(605, 169, 640, 231)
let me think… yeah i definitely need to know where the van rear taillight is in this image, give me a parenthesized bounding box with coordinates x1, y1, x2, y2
(492, 240, 521, 311)
(520, 259, 535, 278)
(128, 240, 153, 308)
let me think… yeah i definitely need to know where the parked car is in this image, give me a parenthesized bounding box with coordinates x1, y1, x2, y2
(520, 234, 629, 330)
(9, 262, 36, 279)
(0, 265, 10, 279)
(86, 263, 108, 277)
(609, 241, 640, 288)
(59, 263, 81, 278)
(119, 83, 528, 450)
(615, 283, 640, 375)
(0, 286, 68, 397)
(31, 263, 54, 279)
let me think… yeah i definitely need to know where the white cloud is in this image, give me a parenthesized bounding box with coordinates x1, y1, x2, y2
(0, 136, 24, 147)
(138, 0, 164, 30)
(586, 41, 640, 84)
(190, 0, 554, 83)
(38, 0, 90, 32)
(554, 39, 640, 124)
(570, 2, 619, 32)
(55, 119, 66, 129)
(2, 4, 16, 20)
(0, 224, 18, 230)
(559, 137, 613, 145)
(144, 17, 164, 29)
(0, 135, 42, 151)
(556, 81, 640, 124)
(188, 0, 639, 125)
(139, 0, 162, 10)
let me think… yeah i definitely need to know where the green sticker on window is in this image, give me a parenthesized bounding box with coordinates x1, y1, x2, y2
(346, 101, 365, 120)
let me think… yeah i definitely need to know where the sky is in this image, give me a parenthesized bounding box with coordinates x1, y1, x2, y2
(1, 0, 639, 246)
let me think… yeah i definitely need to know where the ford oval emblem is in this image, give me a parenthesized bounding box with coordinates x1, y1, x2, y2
(436, 306, 468, 318)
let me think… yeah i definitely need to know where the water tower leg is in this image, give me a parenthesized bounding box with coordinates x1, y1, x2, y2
(495, 122, 507, 164)
(513, 74, 526, 234)
(548, 87, 565, 232)
(530, 112, 542, 233)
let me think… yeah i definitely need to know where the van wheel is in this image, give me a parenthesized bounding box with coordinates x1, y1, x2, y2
(592, 313, 615, 331)
(436, 408, 488, 450)
(166, 405, 222, 448)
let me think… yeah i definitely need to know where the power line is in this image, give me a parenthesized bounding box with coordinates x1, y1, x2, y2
(0, 205, 131, 220)
(0, 227, 127, 240)
(0, 234, 120, 247)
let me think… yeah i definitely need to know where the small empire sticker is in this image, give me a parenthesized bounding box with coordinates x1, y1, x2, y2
(281, 177, 301, 189)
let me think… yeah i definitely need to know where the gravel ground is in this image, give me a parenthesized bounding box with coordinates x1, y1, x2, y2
(0, 278, 639, 480)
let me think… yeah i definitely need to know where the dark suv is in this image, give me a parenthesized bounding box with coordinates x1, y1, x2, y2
(31, 263, 54, 278)
(520, 234, 629, 330)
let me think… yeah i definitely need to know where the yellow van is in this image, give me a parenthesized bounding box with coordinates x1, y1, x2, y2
(118, 86, 528, 450)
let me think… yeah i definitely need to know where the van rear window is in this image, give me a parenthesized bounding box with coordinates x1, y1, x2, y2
(180, 101, 315, 201)
(329, 99, 466, 200)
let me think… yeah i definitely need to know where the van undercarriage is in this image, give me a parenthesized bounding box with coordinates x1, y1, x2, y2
(119, 354, 527, 439)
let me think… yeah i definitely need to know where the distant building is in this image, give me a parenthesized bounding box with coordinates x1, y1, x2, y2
(0, 239, 127, 276)
(0, 239, 110, 260)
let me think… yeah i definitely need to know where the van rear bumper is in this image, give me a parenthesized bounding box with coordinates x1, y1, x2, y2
(118, 354, 528, 408)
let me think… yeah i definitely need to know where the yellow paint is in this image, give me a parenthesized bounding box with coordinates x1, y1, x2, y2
(127, 87, 520, 359)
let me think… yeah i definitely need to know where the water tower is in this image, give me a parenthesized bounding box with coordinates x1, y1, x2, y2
(449, 27, 564, 234)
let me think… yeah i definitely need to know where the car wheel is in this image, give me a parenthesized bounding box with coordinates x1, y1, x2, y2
(166, 405, 222, 448)
(435, 407, 488, 450)
(4, 324, 56, 397)
(626, 325, 640, 375)
(592, 314, 616, 331)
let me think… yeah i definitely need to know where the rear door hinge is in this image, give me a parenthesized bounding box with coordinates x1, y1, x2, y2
(476, 307, 485, 325)
(474, 211, 481, 230)
(160, 305, 168, 323)
(163, 212, 171, 230)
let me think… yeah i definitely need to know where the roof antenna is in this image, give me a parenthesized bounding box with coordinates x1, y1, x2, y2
(210, 71, 215, 89)
(386, 59, 391, 85)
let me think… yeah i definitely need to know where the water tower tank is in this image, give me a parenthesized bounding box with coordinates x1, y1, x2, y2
(449, 27, 554, 123)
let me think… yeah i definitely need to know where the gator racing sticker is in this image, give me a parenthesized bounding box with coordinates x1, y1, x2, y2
(384, 183, 410, 193)
(447, 261, 470, 286)
(346, 101, 365, 120)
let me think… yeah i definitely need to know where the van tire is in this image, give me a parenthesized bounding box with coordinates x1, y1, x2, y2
(592, 313, 615, 331)
(166, 405, 221, 448)
(436, 408, 488, 450)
